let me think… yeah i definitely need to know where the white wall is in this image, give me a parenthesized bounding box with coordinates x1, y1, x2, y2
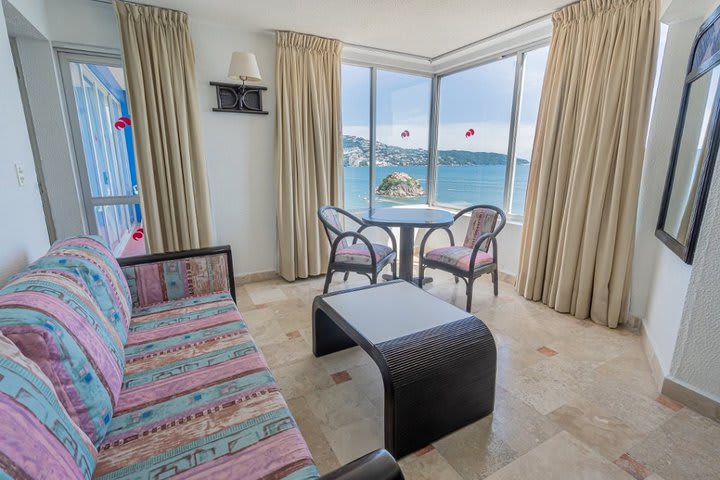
(0, 0, 50, 280)
(192, 21, 277, 276)
(11, 0, 278, 277)
(671, 156, 720, 401)
(632, 15, 699, 372)
(634, 0, 720, 404)
(44, 0, 118, 50)
(13, 36, 86, 240)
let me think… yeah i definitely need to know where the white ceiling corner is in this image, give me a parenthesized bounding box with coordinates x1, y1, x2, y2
(129, 0, 575, 58)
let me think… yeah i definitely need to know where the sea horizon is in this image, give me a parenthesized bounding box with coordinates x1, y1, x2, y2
(344, 164, 529, 215)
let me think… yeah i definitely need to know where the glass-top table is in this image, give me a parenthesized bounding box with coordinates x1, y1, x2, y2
(363, 207, 454, 282)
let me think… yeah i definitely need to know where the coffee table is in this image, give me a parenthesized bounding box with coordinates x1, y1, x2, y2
(312, 280, 497, 458)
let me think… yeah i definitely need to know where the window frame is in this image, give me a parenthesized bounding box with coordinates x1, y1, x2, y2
(341, 38, 550, 222)
(342, 61, 435, 211)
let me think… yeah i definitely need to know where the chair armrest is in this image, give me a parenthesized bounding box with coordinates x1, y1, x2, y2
(419, 227, 455, 260)
(331, 231, 378, 270)
(469, 233, 498, 272)
(118, 246, 236, 305)
(358, 224, 398, 253)
(319, 449, 404, 480)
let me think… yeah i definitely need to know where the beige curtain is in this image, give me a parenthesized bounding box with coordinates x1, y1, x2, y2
(114, 1, 213, 253)
(517, 0, 659, 328)
(275, 31, 343, 281)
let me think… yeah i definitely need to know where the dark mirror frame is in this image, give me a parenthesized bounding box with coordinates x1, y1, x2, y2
(656, 5, 720, 265)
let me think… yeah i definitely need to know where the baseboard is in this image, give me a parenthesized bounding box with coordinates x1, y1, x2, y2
(639, 322, 668, 393)
(498, 271, 516, 286)
(234, 270, 279, 286)
(662, 377, 720, 423)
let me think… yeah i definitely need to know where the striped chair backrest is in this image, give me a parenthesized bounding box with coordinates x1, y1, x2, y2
(319, 207, 349, 249)
(463, 207, 499, 252)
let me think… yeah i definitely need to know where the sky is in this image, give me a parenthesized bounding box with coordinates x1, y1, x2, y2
(341, 46, 549, 160)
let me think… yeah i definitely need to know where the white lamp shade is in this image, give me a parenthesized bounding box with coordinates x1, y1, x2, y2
(227, 52, 261, 82)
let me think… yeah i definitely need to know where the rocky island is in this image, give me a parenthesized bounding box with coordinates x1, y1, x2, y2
(376, 172, 425, 198)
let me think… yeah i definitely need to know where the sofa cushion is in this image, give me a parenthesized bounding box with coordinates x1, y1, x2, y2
(0, 268, 125, 446)
(95, 292, 319, 479)
(122, 253, 231, 309)
(28, 236, 133, 344)
(0, 331, 97, 479)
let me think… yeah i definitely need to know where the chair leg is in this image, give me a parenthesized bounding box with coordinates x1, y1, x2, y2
(371, 272, 378, 285)
(492, 270, 499, 296)
(391, 260, 398, 280)
(466, 277, 474, 312)
(323, 270, 334, 294)
(418, 264, 425, 288)
(343, 271, 350, 282)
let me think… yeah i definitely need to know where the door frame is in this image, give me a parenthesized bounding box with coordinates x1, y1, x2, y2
(56, 49, 139, 250)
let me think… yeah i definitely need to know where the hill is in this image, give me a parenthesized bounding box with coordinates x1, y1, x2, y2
(343, 135, 529, 167)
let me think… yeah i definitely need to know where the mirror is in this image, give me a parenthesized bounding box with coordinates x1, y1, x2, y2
(657, 7, 720, 264)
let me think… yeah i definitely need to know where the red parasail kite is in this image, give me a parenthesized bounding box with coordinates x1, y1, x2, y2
(465, 128, 475, 138)
(115, 116, 132, 130)
(400, 130, 410, 139)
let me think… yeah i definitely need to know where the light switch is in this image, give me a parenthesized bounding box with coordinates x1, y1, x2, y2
(15, 163, 25, 187)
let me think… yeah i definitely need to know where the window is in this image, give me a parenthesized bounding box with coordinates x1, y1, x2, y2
(511, 46, 549, 215)
(342, 64, 371, 212)
(60, 52, 144, 257)
(436, 56, 517, 209)
(435, 45, 548, 217)
(341, 65, 432, 212)
(340, 42, 549, 219)
(374, 70, 432, 207)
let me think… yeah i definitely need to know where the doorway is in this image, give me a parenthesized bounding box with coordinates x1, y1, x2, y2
(58, 51, 145, 257)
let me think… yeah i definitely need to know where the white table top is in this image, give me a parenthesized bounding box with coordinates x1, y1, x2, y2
(322, 281, 472, 344)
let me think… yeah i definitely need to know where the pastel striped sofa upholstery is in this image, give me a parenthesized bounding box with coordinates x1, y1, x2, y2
(0, 236, 402, 480)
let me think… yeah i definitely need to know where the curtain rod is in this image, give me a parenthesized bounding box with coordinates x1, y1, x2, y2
(89, 0, 187, 15)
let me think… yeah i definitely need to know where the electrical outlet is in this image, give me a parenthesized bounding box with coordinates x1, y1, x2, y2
(15, 163, 25, 187)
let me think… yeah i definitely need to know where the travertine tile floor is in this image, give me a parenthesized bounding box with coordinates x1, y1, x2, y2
(236, 271, 720, 479)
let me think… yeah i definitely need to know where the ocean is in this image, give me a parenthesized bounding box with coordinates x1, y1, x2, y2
(344, 164, 530, 214)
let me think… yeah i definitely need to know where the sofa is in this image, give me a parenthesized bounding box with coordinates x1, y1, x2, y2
(0, 236, 402, 480)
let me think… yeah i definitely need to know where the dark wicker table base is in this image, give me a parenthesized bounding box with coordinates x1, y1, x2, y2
(312, 282, 497, 458)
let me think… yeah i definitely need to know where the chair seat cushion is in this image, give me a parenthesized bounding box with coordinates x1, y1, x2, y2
(335, 243, 395, 266)
(425, 246, 494, 271)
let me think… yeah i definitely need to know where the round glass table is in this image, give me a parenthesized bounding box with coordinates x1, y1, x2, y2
(363, 207, 454, 283)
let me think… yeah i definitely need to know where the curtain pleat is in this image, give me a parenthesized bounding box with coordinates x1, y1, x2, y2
(113, 1, 213, 254)
(275, 31, 343, 281)
(517, 0, 659, 327)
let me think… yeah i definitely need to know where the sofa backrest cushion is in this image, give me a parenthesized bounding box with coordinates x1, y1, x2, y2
(0, 268, 125, 446)
(122, 253, 230, 308)
(30, 236, 132, 344)
(0, 331, 97, 479)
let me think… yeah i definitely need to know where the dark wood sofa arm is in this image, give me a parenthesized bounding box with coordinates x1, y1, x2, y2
(118, 245, 236, 303)
(319, 449, 404, 480)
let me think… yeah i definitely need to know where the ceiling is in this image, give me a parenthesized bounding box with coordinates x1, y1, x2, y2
(131, 0, 577, 58)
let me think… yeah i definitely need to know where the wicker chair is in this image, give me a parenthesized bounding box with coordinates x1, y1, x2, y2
(418, 205, 506, 312)
(318, 206, 398, 293)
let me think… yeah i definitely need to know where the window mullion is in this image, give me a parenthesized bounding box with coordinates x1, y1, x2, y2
(504, 52, 525, 214)
(427, 75, 440, 206)
(369, 67, 377, 212)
